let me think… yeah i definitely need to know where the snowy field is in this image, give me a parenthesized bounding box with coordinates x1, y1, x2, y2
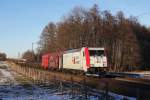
(0, 61, 136, 100)
(0, 62, 74, 100)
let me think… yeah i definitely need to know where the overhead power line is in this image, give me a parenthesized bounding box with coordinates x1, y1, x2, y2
(136, 11, 150, 18)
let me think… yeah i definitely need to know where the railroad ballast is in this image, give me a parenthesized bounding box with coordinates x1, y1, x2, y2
(42, 47, 107, 74)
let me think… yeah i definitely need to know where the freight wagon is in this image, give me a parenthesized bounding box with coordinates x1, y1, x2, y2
(42, 52, 63, 69)
(42, 47, 107, 74)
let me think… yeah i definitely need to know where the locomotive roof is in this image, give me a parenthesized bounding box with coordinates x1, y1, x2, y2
(63, 48, 81, 54)
(63, 47, 105, 54)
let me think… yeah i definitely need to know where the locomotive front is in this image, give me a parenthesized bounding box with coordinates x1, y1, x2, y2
(62, 47, 107, 74)
(83, 47, 107, 74)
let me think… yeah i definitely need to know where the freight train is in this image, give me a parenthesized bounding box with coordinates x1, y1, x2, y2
(42, 47, 107, 74)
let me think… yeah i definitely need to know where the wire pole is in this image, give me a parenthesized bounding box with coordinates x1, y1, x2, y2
(32, 42, 34, 62)
(32, 42, 34, 53)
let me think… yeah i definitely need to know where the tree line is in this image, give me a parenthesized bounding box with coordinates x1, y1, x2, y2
(0, 52, 6, 61)
(23, 4, 150, 71)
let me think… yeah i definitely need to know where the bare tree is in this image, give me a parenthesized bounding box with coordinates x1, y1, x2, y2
(22, 50, 35, 62)
(39, 22, 57, 53)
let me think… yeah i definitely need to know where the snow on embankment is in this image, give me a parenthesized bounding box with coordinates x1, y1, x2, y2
(0, 62, 17, 85)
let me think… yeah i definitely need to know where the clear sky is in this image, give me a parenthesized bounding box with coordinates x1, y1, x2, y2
(0, 0, 149, 58)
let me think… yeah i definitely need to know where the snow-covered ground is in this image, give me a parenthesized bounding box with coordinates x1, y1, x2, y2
(0, 62, 73, 100)
(0, 61, 136, 100)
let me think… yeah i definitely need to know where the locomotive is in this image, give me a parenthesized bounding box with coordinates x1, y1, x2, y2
(42, 47, 107, 74)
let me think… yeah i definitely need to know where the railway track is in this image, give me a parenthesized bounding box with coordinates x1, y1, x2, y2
(115, 77, 150, 85)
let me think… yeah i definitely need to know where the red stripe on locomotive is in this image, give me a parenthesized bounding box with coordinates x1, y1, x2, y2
(84, 47, 90, 69)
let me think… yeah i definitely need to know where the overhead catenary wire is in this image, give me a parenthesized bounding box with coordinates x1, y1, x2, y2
(135, 11, 150, 18)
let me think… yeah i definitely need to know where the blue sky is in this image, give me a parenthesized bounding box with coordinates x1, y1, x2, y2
(0, 0, 149, 58)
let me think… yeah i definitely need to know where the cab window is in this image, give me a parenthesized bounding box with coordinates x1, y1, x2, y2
(89, 50, 105, 56)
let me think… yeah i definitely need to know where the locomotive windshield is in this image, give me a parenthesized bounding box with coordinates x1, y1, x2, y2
(89, 50, 105, 56)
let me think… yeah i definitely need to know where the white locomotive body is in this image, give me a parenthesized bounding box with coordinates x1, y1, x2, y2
(62, 47, 107, 73)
